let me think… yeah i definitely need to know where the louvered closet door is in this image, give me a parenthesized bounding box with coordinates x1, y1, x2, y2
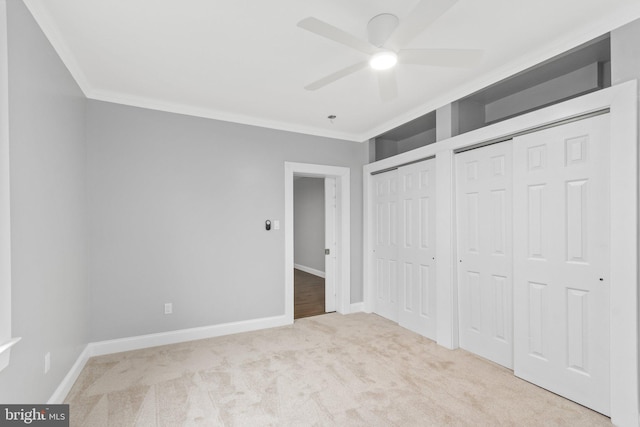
(397, 159, 437, 339)
(456, 141, 514, 368)
(373, 170, 399, 322)
(512, 115, 610, 415)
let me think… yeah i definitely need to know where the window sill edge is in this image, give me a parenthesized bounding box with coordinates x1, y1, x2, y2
(0, 337, 21, 372)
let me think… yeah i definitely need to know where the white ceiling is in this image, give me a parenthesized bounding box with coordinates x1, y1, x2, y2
(23, 0, 640, 142)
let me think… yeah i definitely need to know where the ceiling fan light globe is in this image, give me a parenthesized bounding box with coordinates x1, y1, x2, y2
(369, 51, 398, 70)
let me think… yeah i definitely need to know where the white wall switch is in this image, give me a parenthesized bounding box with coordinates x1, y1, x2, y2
(274, 220, 280, 230)
(164, 303, 173, 314)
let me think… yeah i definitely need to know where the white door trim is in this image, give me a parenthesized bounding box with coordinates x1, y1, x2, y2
(324, 177, 337, 313)
(0, 0, 19, 373)
(363, 80, 638, 426)
(285, 162, 351, 322)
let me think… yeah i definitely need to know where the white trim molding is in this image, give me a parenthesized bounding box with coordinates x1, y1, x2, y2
(0, 338, 21, 373)
(363, 81, 638, 426)
(350, 302, 364, 313)
(48, 314, 292, 403)
(21, 0, 640, 143)
(47, 345, 91, 404)
(0, 0, 16, 374)
(294, 264, 325, 278)
(0, 337, 21, 354)
(88, 315, 290, 357)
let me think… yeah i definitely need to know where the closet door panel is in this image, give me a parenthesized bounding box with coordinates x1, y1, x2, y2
(513, 114, 611, 415)
(398, 159, 437, 339)
(456, 142, 514, 368)
(373, 170, 399, 322)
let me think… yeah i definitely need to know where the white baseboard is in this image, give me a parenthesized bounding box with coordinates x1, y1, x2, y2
(49, 314, 292, 403)
(48, 345, 91, 404)
(350, 302, 364, 313)
(294, 264, 325, 278)
(88, 314, 291, 357)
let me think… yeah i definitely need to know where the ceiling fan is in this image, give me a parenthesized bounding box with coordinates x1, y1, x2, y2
(297, 0, 483, 101)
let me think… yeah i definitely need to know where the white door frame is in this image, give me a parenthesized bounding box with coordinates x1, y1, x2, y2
(324, 177, 337, 313)
(0, 0, 19, 372)
(285, 162, 351, 322)
(363, 81, 638, 426)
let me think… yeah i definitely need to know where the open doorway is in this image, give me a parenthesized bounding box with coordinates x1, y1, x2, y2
(284, 162, 350, 323)
(293, 268, 325, 319)
(293, 177, 332, 319)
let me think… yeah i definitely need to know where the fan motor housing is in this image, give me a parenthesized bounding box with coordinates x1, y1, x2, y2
(367, 13, 399, 47)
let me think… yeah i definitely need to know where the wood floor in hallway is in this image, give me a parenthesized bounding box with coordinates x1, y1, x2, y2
(294, 268, 327, 319)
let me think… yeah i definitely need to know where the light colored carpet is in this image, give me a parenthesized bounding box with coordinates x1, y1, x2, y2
(65, 313, 610, 426)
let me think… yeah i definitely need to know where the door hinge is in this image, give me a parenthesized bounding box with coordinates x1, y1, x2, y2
(325, 249, 330, 255)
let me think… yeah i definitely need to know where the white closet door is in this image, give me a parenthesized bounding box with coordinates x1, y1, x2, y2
(397, 159, 437, 339)
(513, 115, 611, 415)
(456, 141, 513, 368)
(373, 170, 399, 322)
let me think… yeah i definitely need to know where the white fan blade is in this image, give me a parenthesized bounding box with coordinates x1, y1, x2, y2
(387, 0, 459, 49)
(377, 69, 398, 102)
(298, 17, 376, 55)
(398, 48, 483, 67)
(304, 61, 369, 91)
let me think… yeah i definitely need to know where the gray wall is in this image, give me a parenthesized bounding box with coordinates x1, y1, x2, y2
(294, 177, 325, 273)
(0, 0, 87, 403)
(374, 129, 437, 162)
(86, 100, 367, 341)
(374, 138, 398, 161)
(397, 128, 437, 153)
(484, 63, 603, 123)
(456, 99, 485, 135)
(611, 19, 640, 92)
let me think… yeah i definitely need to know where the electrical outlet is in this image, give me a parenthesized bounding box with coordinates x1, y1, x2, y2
(44, 352, 50, 374)
(164, 303, 173, 315)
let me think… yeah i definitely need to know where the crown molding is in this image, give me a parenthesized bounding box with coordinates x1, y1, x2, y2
(22, 0, 640, 144)
(87, 88, 363, 142)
